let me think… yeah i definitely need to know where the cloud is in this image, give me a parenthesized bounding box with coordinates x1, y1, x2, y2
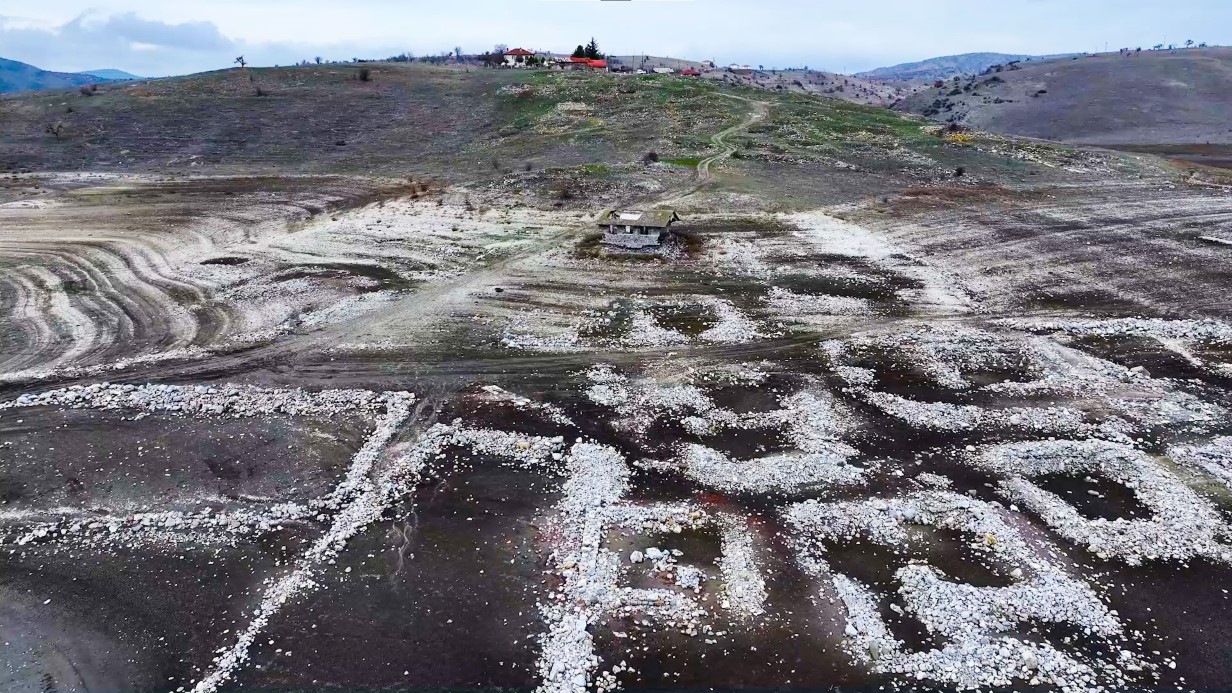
(89, 12, 234, 52)
(0, 12, 238, 76)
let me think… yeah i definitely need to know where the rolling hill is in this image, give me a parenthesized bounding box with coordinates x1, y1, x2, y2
(855, 52, 1074, 82)
(894, 47, 1232, 150)
(0, 57, 105, 93)
(78, 69, 143, 81)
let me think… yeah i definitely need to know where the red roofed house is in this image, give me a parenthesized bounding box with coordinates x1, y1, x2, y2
(680, 68, 702, 77)
(587, 59, 608, 71)
(503, 48, 536, 67)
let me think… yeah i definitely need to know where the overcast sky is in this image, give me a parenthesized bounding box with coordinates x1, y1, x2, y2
(2, 0, 1228, 77)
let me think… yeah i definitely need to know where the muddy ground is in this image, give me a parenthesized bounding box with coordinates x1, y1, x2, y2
(4, 70, 1232, 693)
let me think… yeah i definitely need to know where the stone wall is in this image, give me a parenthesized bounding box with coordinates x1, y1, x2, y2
(603, 230, 663, 249)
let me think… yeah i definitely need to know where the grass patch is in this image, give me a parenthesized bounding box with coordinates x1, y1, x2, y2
(661, 157, 701, 168)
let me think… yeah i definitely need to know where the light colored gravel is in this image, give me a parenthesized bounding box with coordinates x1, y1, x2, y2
(973, 439, 1232, 565)
(765, 286, 873, 318)
(826, 327, 1226, 436)
(536, 440, 769, 692)
(1168, 437, 1232, 492)
(785, 491, 1140, 690)
(698, 297, 769, 343)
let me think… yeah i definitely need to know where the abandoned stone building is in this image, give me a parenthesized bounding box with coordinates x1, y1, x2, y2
(598, 209, 680, 248)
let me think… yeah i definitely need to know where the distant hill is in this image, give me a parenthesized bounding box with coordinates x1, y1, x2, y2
(854, 52, 1075, 82)
(606, 55, 706, 71)
(894, 47, 1232, 146)
(0, 57, 105, 93)
(79, 69, 143, 81)
(703, 68, 907, 107)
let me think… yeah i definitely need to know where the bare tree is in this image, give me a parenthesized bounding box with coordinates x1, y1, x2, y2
(454, 46, 463, 59)
(494, 44, 509, 55)
(234, 55, 247, 68)
(314, 56, 323, 65)
(1185, 39, 1194, 48)
(45, 122, 65, 140)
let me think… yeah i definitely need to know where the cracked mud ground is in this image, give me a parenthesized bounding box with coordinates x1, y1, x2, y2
(4, 65, 1232, 693)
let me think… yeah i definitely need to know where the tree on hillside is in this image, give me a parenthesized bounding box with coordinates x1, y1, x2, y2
(314, 56, 323, 64)
(234, 55, 247, 68)
(455, 46, 463, 59)
(572, 45, 586, 59)
(1185, 39, 1194, 48)
(495, 44, 509, 55)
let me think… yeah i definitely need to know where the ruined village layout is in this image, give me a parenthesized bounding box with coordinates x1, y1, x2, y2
(4, 13, 1232, 693)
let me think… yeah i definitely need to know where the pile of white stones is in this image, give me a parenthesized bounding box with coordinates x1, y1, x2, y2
(1, 382, 407, 420)
(785, 491, 1141, 690)
(501, 296, 773, 355)
(1004, 317, 1232, 376)
(586, 365, 869, 495)
(765, 286, 873, 319)
(1168, 437, 1232, 492)
(677, 391, 865, 495)
(3, 502, 314, 552)
(971, 439, 1232, 565)
(537, 440, 768, 693)
(824, 326, 1226, 436)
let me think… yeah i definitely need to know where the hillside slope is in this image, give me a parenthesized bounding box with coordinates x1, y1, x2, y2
(79, 69, 143, 81)
(704, 68, 906, 106)
(895, 48, 1232, 147)
(855, 52, 1072, 82)
(0, 57, 104, 93)
(0, 60, 1122, 215)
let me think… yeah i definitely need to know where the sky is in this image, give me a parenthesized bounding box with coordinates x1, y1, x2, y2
(1, 0, 1228, 77)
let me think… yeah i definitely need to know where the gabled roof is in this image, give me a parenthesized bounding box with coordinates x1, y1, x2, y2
(588, 60, 607, 68)
(504, 48, 535, 56)
(597, 209, 680, 229)
(568, 56, 591, 63)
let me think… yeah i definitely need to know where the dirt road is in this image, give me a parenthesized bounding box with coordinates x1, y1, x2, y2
(658, 95, 769, 206)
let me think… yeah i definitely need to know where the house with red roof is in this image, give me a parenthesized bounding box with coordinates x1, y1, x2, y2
(680, 68, 702, 77)
(502, 48, 536, 67)
(552, 56, 593, 71)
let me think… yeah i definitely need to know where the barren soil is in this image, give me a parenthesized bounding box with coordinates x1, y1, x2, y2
(896, 48, 1232, 148)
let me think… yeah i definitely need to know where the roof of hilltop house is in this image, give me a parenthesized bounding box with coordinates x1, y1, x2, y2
(597, 209, 680, 228)
(568, 56, 591, 63)
(588, 60, 608, 69)
(504, 48, 535, 56)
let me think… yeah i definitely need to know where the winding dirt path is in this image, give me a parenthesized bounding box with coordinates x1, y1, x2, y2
(698, 95, 769, 183)
(658, 94, 769, 206)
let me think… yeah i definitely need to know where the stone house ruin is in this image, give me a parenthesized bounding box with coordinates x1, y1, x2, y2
(598, 209, 680, 249)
